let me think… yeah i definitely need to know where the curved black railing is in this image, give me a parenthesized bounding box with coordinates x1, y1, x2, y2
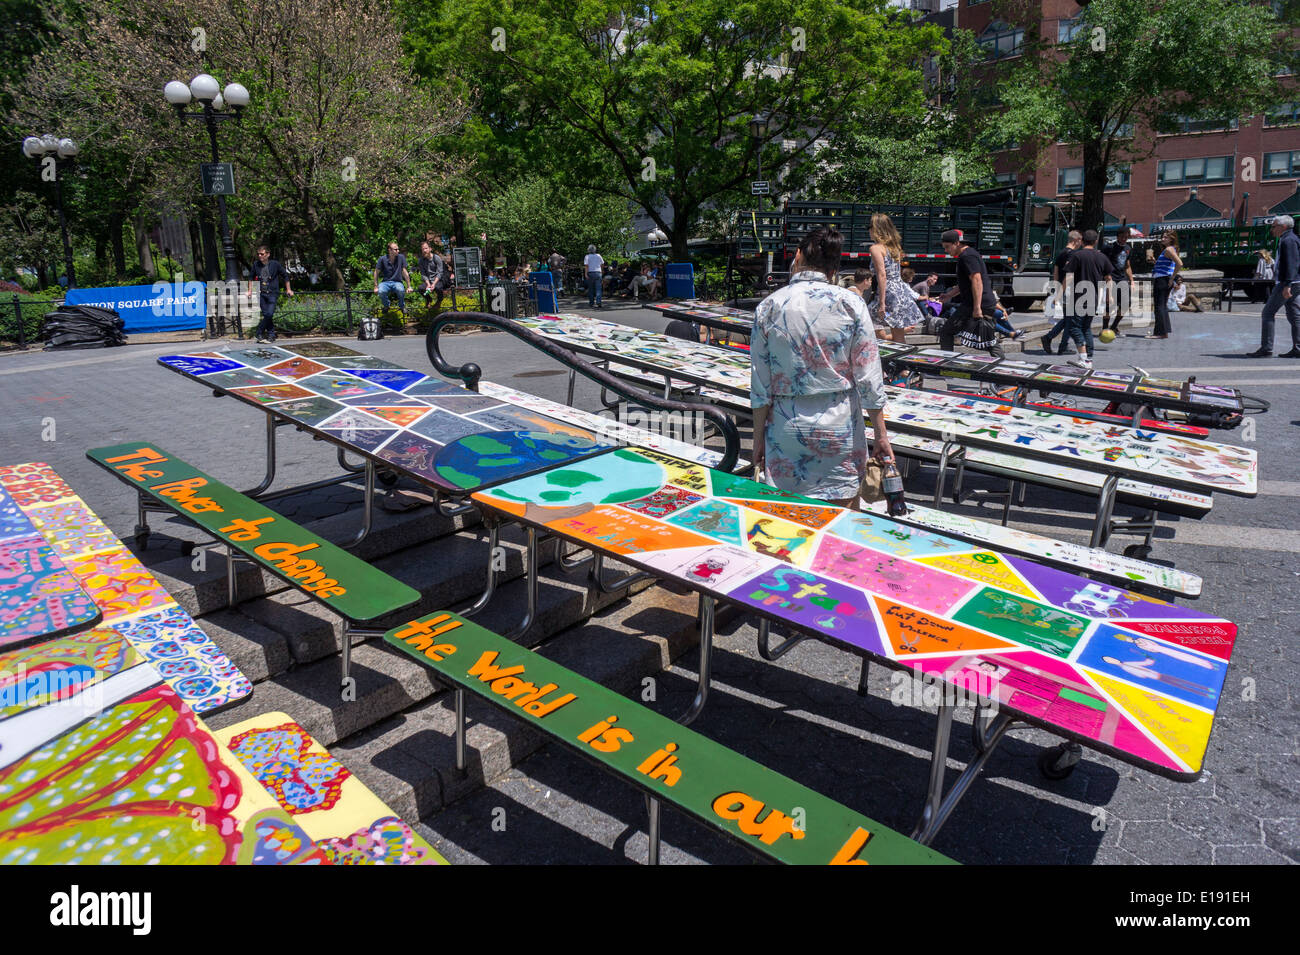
(425, 311, 742, 473)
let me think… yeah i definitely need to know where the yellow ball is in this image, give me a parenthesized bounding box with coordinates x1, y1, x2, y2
(1098, 328, 1117, 344)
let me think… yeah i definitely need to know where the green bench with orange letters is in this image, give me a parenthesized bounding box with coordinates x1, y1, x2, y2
(384, 609, 952, 865)
(88, 441, 421, 685)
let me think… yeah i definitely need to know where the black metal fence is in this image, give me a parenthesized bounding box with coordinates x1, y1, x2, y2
(1, 296, 54, 349)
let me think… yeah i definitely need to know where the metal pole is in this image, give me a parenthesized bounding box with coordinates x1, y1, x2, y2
(54, 165, 75, 289)
(207, 109, 239, 284)
(12, 294, 24, 348)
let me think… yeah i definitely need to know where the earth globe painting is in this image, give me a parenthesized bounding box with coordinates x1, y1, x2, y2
(479, 447, 667, 506)
(432, 430, 619, 490)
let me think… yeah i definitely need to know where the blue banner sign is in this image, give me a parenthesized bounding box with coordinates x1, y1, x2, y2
(665, 262, 695, 299)
(65, 282, 207, 333)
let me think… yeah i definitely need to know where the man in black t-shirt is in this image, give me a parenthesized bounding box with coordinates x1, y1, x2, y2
(1041, 230, 1082, 355)
(939, 229, 1003, 358)
(1101, 227, 1134, 332)
(1064, 229, 1114, 368)
(251, 245, 293, 343)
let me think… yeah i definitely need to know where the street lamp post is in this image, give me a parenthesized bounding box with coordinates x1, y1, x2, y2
(749, 113, 771, 282)
(163, 75, 249, 284)
(21, 134, 79, 289)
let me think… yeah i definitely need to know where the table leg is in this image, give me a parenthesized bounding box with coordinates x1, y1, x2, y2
(567, 367, 577, 407)
(240, 412, 282, 497)
(856, 658, 871, 697)
(504, 526, 539, 640)
(911, 703, 1013, 846)
(934, 441, 965, 505)
(342, 459, 376, 548)
(677, 595, 715, 725)
(756, 617, 809, 661)
(1089, 473, 1120, 549)
(646, 796, 662, 865)
(462, 514, 500, 617)
(455, 688, 467, 774)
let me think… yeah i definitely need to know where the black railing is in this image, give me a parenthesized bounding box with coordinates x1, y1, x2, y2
(1, 296, 56, 349)
(425, 310, 741, 473)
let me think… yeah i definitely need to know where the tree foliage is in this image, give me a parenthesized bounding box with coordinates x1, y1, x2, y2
(476, 177, 633, 265)
(816, 126, 994, 204)
(8, 0, 470, 287)
(997, 0, 1294, 231)
(411, 0, 944, 257)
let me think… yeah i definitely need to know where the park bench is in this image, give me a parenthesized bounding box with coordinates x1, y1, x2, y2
(384, 608, 951, 865)
(88, 442, 421, 685)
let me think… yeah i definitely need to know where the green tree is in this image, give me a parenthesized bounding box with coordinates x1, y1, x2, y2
(476, 177, 632, 265)
(9, 0, 470, 289)
(997, 0, 1294, 232)
(411, 0, 943, 259)
(816, 127, 994, 203)
(0, 191, 63, 287)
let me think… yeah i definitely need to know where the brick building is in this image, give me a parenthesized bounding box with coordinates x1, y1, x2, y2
(917, 0, 1300, 233)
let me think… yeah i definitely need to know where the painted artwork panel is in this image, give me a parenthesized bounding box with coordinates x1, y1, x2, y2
(160, 354, 245, 376)
(0, 535, 101, 648)
(473, 447, 1236, 775)
(265, 357, 332, 380)
(281, 341, 359, 357)
(345, 368, 427, 391)
(215, 713, 447, 864)
(265, 395, 344, 426)
(220, 346, 294, 367)
(1076, 623, 1227, 709)
(202, 368, 282, 389)
(229, 383, 317, 405)
(114, 605, 253, 714)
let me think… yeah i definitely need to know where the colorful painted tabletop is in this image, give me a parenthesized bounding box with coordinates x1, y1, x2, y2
(157, 342, 619, 492)
(0, 463, 251, 715)
(859, 500, 1200, 596)
(516, 314, 1257, 498)
(875, 344, 1247, 421)
(473, 447, 1236, 777)
(214, 713, 447, 865)
(651, 302, 1248, 424)
(0, 483, 100, 649)
(0, 654, 443, 864)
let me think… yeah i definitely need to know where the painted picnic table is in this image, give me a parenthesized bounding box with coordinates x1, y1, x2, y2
(0, 462, 251, 715)
(650, 303, 1252, 426)
(157, 343, 620, 496)
(0, 482, 100, 648)
(514, 314, 1257, 500)
(471, 447, 1236, 841)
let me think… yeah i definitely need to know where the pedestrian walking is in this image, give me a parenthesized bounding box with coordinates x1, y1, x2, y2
(868, 214, 923, 344)
(939, 229, 1004, 358)
(1101, 227, 1134, 333)
(251, 244, 293, 344)
(584, 244, 605, 308)
(1041, 230, 1082, 354)
(1247, 215, 1300, 357)
(1063, 229, 1114, 368)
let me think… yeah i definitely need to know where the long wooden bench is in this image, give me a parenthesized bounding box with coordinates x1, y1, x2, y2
(88, 442, 421, 685)
(384, 609, 951, 865)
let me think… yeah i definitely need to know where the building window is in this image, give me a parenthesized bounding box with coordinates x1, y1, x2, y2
(1265, 102, 1300, 127)
(1157, 156, 1234, 186)
(994, 172, 1018, 185)
(1058, 16, 1083, 43)
(979, 22, 1024, 60)
(1164, 115, 1240, 134)
(968, 0, 991, 5)
(1264, 150, 1300, 179)
(1058, 166, 1129, 192)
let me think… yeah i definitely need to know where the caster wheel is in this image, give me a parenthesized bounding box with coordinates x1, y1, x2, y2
(377, 470, 399, 488)
(1123, 544, 1153, 560)
(1038, 742, 1081, 780)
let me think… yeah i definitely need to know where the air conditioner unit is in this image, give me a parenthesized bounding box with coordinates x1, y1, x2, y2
(912, 0, 940, 11)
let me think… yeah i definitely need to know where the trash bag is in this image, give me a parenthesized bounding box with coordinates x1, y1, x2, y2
(42, 305, 127, 350)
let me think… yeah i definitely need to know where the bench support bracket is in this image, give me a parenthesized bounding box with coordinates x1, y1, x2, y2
(677, 595, 716, 725)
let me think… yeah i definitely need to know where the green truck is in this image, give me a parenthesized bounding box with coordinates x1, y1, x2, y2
(737, 184, 1077, 307)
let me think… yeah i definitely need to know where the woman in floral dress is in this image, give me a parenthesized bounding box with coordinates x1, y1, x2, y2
(868, 213, 924, 344)
(751, 225, 896, 505)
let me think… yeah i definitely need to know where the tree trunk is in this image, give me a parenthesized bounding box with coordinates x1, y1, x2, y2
(109, 210, 127, 278)
(132, 210, 155, 278)
(1080, 141, 1109, 236)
